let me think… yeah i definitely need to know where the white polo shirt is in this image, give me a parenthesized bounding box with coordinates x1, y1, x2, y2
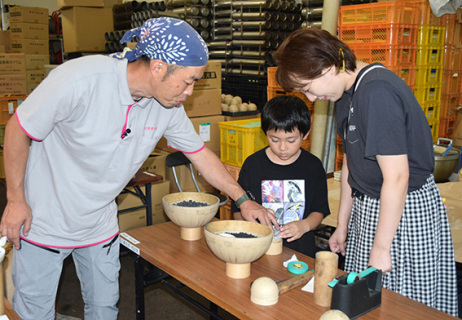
(16, 55, 204, 247)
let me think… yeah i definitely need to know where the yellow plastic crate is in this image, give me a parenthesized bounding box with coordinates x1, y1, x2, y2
(219, 118, 268, 167)
(427, 118, 439, 144)
(414, 85, 441, 104)
(417, 26, 445, 46)
(415, 46, 444, 65)
(421, 101, 440, 122)
(414, 65, 443, 86)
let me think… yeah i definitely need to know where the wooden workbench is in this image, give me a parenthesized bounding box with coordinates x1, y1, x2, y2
(121, 222, 457, 320)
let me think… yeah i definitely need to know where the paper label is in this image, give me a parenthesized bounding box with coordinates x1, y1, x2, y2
(120, 237, 140, 255)
(199, 122, 211, 142)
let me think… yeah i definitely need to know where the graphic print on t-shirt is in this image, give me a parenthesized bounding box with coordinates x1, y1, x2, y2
(261, 180, 305, 225)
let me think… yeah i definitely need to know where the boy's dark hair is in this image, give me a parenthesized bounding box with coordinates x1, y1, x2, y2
(261, 95, 311, 136)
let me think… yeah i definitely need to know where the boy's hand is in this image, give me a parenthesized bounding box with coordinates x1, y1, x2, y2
(239, 201, 280, 230)
(280, 221, 307, 242)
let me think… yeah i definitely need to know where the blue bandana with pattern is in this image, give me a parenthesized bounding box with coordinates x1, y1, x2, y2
(111, 17, 208, 66)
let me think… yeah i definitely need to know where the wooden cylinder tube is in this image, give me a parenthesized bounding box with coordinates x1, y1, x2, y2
(314, 251, 338, 307)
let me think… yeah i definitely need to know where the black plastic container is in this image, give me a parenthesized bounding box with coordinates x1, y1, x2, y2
(330, 269, 382, 319)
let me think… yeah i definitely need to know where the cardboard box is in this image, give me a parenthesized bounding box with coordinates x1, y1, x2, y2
(0, 53, 26, 74)
(183, 88, 221, 118)
(0, 74, 27, 95)
(0, 31, 10, 53)
(26, 69, 46, 92)
(140, 151, 167, 178)
(61, 7, 114, 53)
(117, 209, 145, 233)
(44, 64, 59, 76)
(10, 22, 49, 40)
(10, 39, 49, 55)
(118, 180, 171, 231)
(156, 115, 224, 156)
(58, 0, 104, 10)
(195, 61, 222, 90)
(25, 54, 49, 70)
(27, 82, 39, 94)
(9, 6, 49, 25)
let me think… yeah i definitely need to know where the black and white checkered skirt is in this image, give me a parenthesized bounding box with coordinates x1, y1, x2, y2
(344, 175, 458, 317)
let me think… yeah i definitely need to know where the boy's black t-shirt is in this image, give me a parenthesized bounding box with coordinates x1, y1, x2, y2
(231, 147, 330, 258)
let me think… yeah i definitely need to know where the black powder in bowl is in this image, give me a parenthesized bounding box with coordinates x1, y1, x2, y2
(174, 200, 209, 207)
(220, 232, 257, 238)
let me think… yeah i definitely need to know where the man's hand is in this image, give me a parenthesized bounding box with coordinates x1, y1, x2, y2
(239, 200, 280, 230)
(0, 201, 32, 249)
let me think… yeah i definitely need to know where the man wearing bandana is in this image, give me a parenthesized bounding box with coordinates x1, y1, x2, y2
(0, 18, 276, 320)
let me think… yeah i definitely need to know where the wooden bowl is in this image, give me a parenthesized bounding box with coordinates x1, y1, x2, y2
(162, 192, 219, 241)
(204, 220, 273, 279)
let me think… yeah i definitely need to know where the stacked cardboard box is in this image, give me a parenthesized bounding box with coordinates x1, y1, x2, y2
(60, 1, 114, 53)
(0, 53, 26, 95)
(7, 6, 50, 94)
(9, 7, 49, 56)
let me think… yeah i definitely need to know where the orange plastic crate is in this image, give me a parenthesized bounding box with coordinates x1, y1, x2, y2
(388, 65, 415, 87)
(440, 14, 456, 45)
(339, 23, 417, 45)
(224, 163, 241, 180)
(267, 86, 314, 111)
(339, 1, 419, 25)
(349, 44, 416, 66)
(408, 0, 442, 25)
(443, 45, 462, 70)
(267, 66, 282, 89)
(439, 115, 457, 139)
(441, 70, 461, 95)
(440, 93, 460, 118)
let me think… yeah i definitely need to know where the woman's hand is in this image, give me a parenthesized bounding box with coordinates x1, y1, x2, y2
(329, 226, 348, 256)
(368, 245, 392, 274)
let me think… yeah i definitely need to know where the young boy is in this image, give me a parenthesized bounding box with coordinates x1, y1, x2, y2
(231, 95, 330, 258)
